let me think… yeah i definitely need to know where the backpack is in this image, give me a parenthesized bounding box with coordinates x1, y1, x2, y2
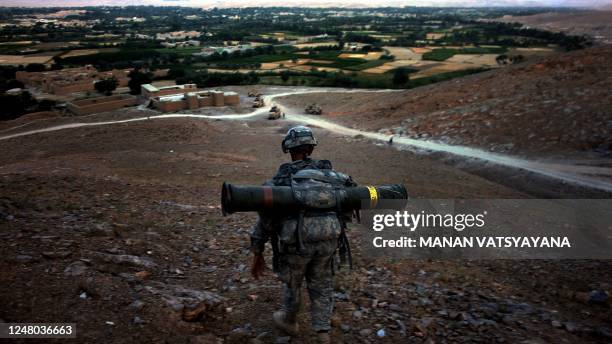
(277, 168, 352, 257)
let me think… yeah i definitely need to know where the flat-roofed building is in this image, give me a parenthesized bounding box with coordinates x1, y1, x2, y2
(151, 90, 239, 112)
(140, 83, 198, 99)
(16, 65, 132, 96)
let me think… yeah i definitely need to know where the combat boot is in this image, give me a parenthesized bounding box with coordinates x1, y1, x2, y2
(317, 331, 331, 344)
(273, 310, 298, 335)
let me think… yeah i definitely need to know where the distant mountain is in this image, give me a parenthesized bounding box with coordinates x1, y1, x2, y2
(1, 0, 611, 9)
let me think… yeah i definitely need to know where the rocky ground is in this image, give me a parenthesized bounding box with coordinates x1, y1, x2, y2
(1, 107, 611, 344)
(275, 45, 612, 160)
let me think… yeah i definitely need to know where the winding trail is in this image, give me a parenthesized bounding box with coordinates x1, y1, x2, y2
(1, 88, 611, 193)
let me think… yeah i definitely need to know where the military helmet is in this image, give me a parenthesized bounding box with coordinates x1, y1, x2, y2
(282, 126, 318, 153)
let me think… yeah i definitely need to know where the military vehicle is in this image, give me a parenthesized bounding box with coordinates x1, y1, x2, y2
(268, 105, 284, 120)
(304, 103, 322, 115)
(248, 91, 262, 97)
(253, 95, 265, 108)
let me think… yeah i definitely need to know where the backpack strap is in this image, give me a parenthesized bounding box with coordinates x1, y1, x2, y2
(295, 209, 307, 254)
(335, 188, 353, 270)
(271, 231, 280, 273)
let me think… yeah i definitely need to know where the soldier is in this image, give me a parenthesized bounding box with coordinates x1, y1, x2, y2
(250, 126, 356, 343)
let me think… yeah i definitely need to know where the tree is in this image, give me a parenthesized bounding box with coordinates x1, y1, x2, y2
(25, 63, 46, 72)
(128, 70, 153, 95)
(94, 77, 118, 96)
(0, 79, 24, 93)
(167, 68, 186, 79)
(392, 68, 409, 86)
(246, 71, 259, 84)
(280, 70, 291, 83)
(0, 91, 35, 121)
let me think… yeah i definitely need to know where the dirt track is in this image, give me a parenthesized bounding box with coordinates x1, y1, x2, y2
(2, 85, 611, 194)
(1, 96, 612, 343)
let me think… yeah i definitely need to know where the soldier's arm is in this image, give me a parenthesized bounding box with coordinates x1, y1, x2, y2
(250, 218, 268, 280)
(249, 170, 284, 255)
(250, 218, 269, 255)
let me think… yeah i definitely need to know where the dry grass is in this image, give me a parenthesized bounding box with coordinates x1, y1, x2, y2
(383, 46, 422, 60)
(0, 55, 53, 65)
(0, 41, 33, 46)
(362, 60, 438, 74)
(411, 47, 432, 54)
(446, 54, 499, 66)
(410, 62, 475, 79)
(62, 48, 119, 58)
(370, 35, 394, 41)
(261, 59, 333, 70)
(260, 62, 282, 70)
(509, 47, 557, 56)
(290, 65, 340, 72)
(338, 52, 382, 60)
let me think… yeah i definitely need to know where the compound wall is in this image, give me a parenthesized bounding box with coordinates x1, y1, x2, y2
(67, 95, 138, 115)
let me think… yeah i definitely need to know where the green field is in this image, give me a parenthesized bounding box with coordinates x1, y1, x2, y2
(214, 53, 298, 64)
(306, 58, 365, 69)
(257, 66, 488, 89)
(343, 59, 388, 71)
(422, 47, 508, 61)
(155, 47, 202, 56)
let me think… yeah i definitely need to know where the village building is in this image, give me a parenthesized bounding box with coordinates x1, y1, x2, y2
(66, 94, 138, 115)
(161, 40, 200, 48)
(140, 83, 199, 99)
(193, 44, 252, 57)
(16, 65, 132, 95)
(140, 83, 240, 112)
(152, 91, 240, 112)
(156, 31, 201, 41)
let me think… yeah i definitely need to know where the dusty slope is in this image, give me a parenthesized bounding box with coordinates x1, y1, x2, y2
(1, 114, 611, 343)
(494, 10, 612, 44)
(276, 46, 612, 159)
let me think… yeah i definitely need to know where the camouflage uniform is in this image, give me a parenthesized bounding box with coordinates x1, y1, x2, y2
(251, 158, 356, 332)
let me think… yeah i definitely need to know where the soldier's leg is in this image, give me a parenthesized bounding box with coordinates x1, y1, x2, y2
(279, 253, 309, 324)
(305, 253, 334, 332)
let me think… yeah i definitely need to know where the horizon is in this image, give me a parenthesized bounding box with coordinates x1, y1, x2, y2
(0, 0, 611, 9)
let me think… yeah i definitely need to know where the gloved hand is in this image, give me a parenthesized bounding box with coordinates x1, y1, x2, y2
(251, 254, 265, 280)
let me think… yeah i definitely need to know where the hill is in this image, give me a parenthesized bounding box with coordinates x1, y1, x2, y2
(278, 45, 612, 159)
(494, 10, 612, 44)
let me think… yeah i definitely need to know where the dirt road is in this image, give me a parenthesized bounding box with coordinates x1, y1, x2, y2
(2, 87, 611, 194)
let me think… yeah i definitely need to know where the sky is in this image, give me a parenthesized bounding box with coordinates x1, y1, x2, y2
(0, 0, 610, 8)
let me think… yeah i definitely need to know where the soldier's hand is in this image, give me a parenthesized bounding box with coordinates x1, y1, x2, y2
(251, 254, 265, 280)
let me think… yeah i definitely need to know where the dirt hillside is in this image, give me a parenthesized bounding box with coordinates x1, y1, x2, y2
(494, 11, 612, 44)
(1, 45, 611, 343)
(1, 112, 611, 343)
(277, 46, 612, 159)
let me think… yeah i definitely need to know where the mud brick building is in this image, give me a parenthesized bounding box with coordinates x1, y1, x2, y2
(140, 83, 199, 99)
(66, 94, 138, 115)
(150, 89, 240, 112)
(16, 65, 132, 95)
